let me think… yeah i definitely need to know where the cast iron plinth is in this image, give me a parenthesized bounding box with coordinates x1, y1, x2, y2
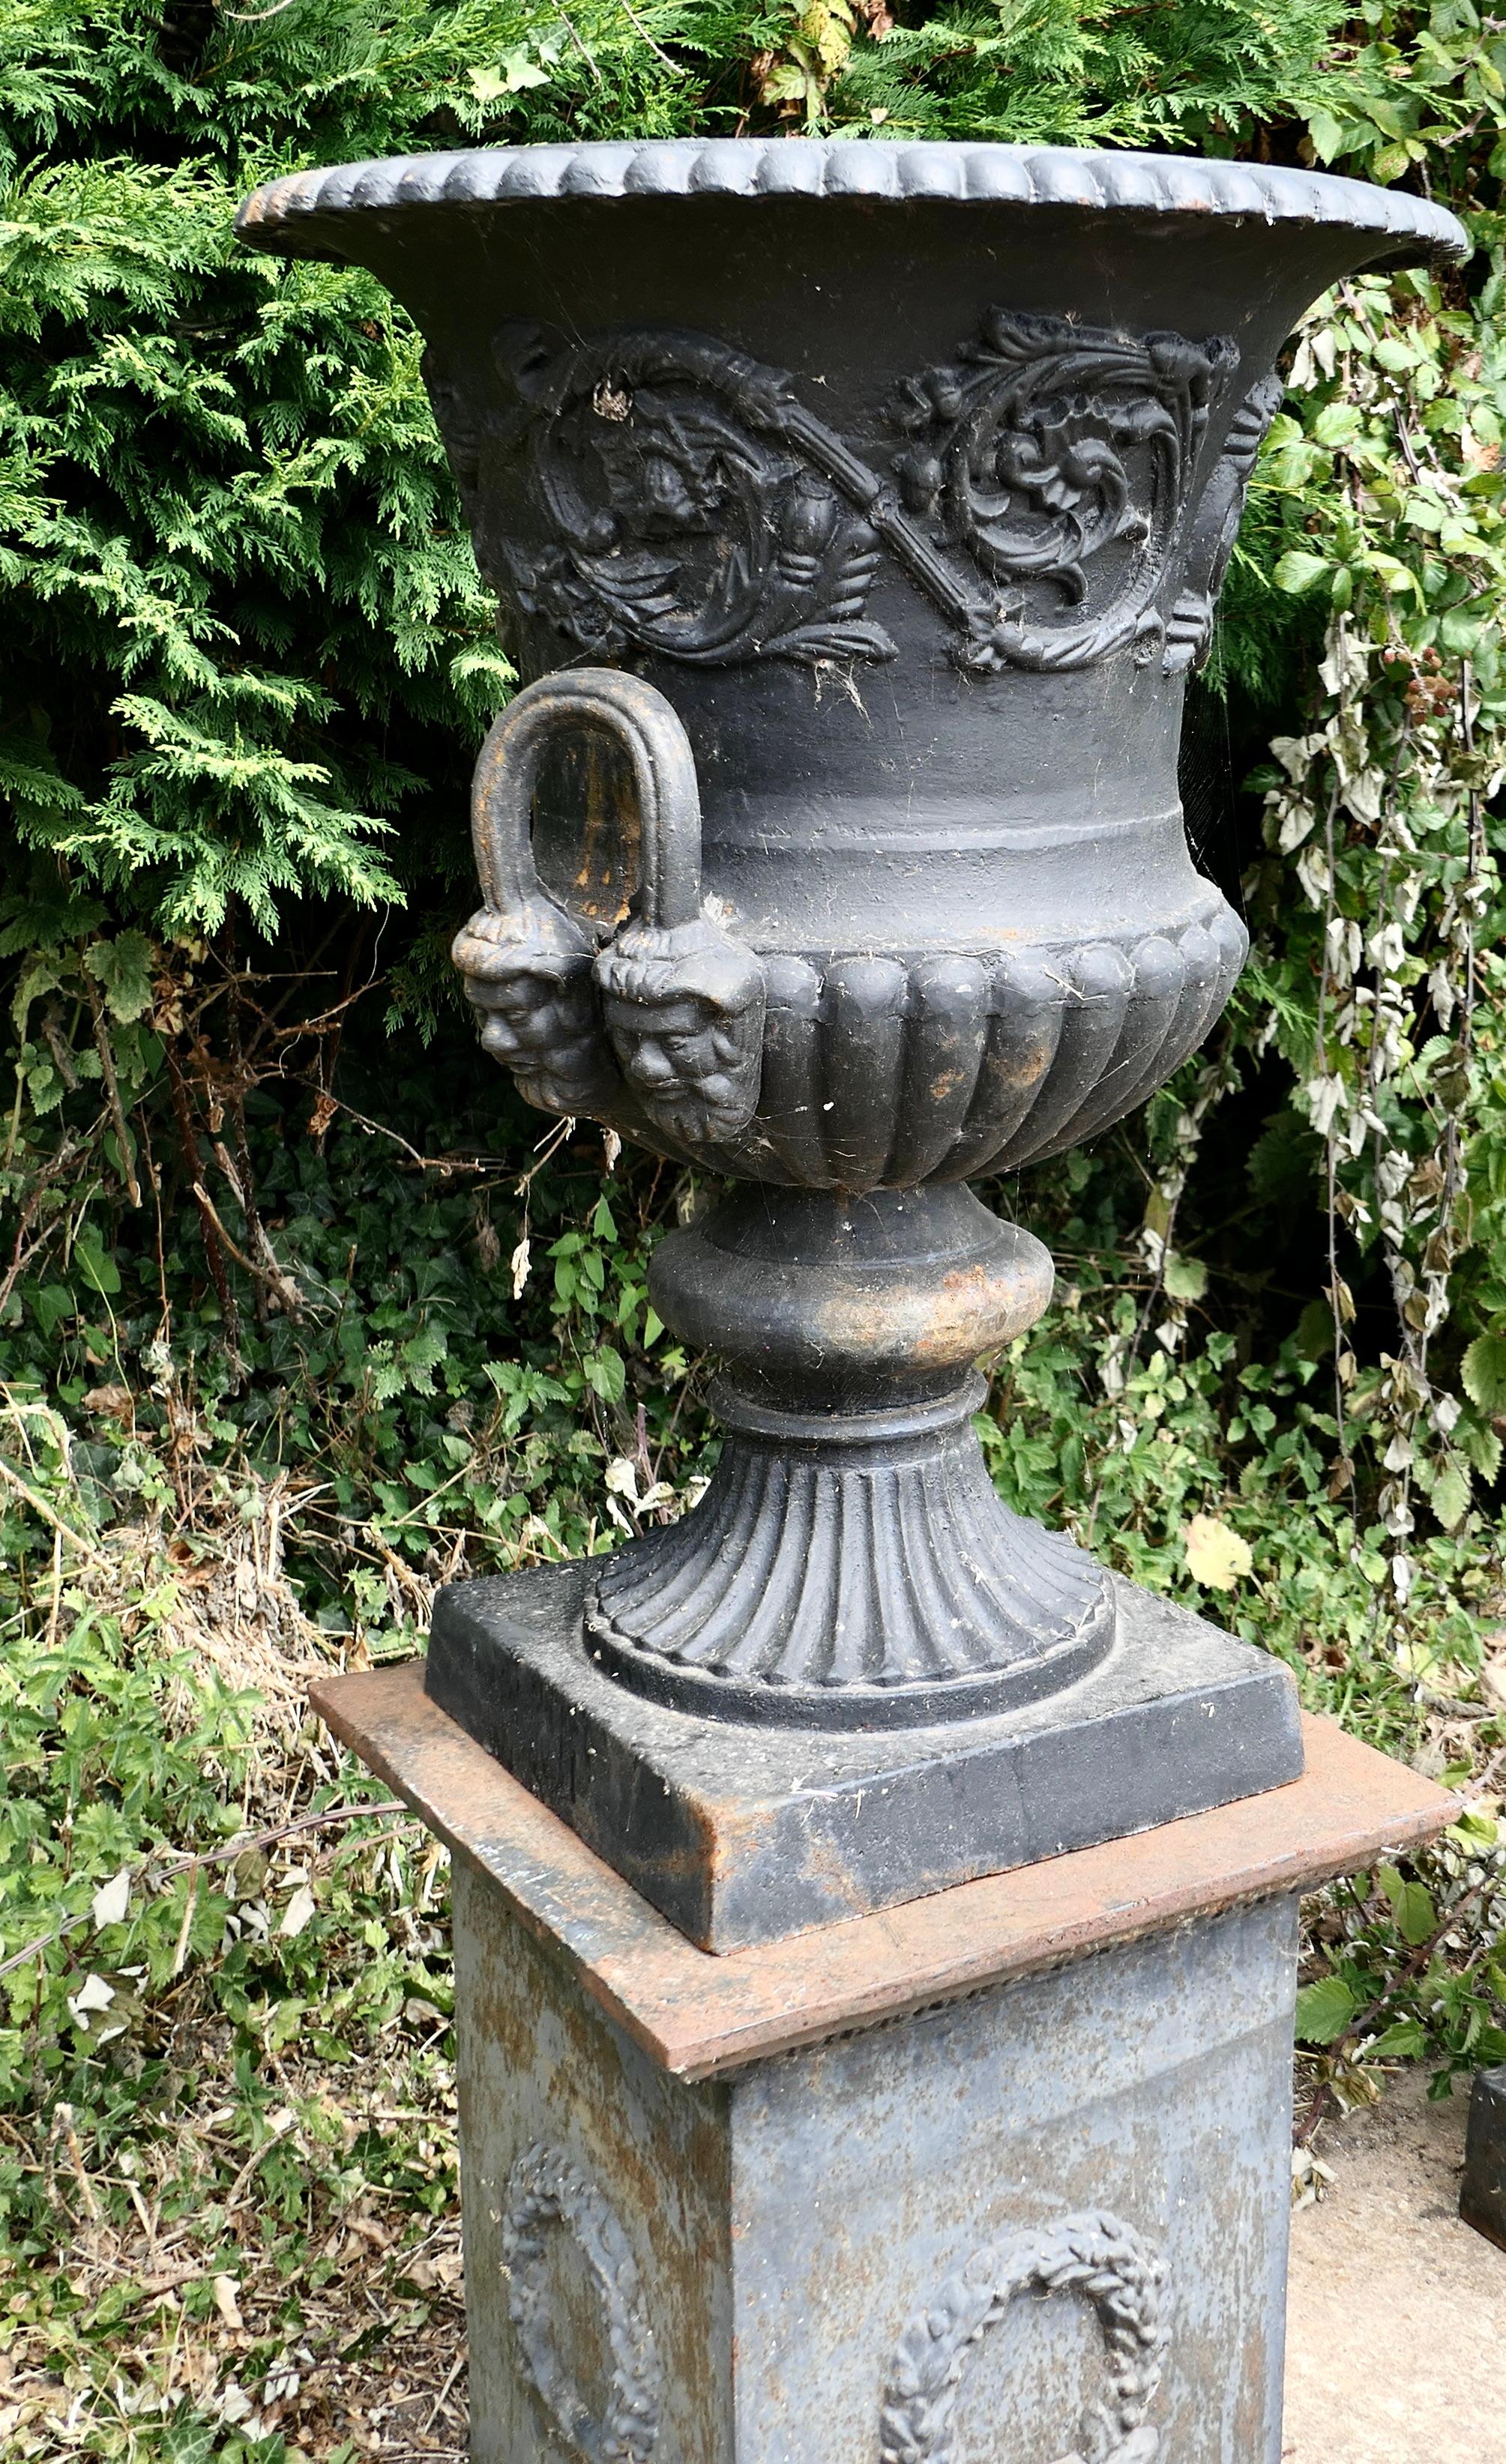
(424, 1556, 1305, 1950)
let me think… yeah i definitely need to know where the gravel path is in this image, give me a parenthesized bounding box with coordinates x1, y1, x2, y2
(1283, 2067, 1506, 2464)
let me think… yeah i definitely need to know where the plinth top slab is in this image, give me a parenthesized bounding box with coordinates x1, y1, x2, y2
(313, 1660, 1453, 2080)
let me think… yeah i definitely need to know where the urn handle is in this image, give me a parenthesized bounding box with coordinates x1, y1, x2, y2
(505, 673, 765, 1156)
(451, 675, 624, 1120)
(456, 666, 712, 1123)
(459, 667, 765, 1153)
(469, 666, 704, 928)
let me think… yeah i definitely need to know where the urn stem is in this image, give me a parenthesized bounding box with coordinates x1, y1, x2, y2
(584, 1184, 1115, 1727)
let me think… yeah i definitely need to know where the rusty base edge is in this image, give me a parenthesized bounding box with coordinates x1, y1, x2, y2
(309, 1659, 1453, 2081)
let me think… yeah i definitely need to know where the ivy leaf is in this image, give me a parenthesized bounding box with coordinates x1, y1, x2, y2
(30, 1284, 75, 1338)
(73, 1229, 121, 1296)
(584, 1345, 625, 1406)
(1462, 1333, 1506, 1414)
(502, 47, 551, 88)
(1295, 1973, 1359, 2045)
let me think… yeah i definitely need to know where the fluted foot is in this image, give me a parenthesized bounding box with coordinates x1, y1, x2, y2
(585, 1378, 1113, 1730)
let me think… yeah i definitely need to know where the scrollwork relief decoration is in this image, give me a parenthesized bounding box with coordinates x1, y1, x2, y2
(493, 323, 896, 670)
(879, 2210, 1167, 2464)
(502, 2142, 663, 2464)
(462, 310, 1258, 679)
(1161, 372, 1286, 672)
(889, 310, 1238, 674)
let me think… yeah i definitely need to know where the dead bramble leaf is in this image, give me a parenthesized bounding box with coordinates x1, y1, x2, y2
(82, 1384, 133, 1418)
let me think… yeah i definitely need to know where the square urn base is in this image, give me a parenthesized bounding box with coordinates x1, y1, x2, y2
(424, 1559, 1304, 1951)
(310, 1667, 1453, 2464)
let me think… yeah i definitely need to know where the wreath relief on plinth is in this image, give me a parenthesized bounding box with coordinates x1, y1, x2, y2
(879, 2211, 1167, 2464)
(501, 2142, 663, 2464)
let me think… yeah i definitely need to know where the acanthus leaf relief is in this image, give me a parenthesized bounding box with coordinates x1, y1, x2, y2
(889, 308, 1238, 673)
(493, 323, 897, 670)
(1161, 373, 1286, 672)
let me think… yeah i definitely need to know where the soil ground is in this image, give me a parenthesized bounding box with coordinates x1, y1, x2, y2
(1283, 2066, 1506, 2464)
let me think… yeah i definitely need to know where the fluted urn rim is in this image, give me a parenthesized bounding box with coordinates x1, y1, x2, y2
(235, 138, 1469, 267)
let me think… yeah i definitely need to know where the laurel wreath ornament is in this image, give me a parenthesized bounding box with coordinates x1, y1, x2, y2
(502, 2143, 663, 2464)
(879, 2211, 1167, 2464)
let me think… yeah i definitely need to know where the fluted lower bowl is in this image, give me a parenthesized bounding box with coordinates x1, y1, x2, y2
(687, 899, 1247, 1190)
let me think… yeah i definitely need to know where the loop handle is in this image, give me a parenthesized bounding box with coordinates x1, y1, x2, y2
(471, 667, 705, 932)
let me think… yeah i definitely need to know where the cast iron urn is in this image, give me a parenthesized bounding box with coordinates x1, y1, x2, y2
(238, 142, 1466, 1942)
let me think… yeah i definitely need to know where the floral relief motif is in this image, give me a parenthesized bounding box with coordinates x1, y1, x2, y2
(879, 2210, 1167, 2464)
(889, 309, 1238, 673)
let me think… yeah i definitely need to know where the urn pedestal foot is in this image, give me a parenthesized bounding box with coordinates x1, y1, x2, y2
(583, 1377, 1115, 1731)
(426, 1178, 1307, 1950)
(310, 1665, 1454, 2464)
(585, 1183, 1115, 1730)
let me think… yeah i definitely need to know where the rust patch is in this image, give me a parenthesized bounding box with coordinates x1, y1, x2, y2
(813, 1252, 1055, 1368)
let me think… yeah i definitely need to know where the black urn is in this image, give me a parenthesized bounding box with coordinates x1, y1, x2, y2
(238, 144, 1466, 1941)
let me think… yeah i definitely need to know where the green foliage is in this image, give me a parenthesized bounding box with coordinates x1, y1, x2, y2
(831, 0, 1413, 151)
(1, 4, 1506, 2445)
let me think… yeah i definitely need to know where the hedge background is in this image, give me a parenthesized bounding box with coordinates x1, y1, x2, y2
(1, 7, 1505, 2457)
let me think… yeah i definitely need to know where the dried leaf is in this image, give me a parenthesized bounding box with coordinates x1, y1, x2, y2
(91, 1869, 132, 1930)
(214, 2277, 245, 2331)
(1184, 1513, 1253, 1592)
(66, 1973, 115, 2025)
(279, 1885, 316, 1939)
